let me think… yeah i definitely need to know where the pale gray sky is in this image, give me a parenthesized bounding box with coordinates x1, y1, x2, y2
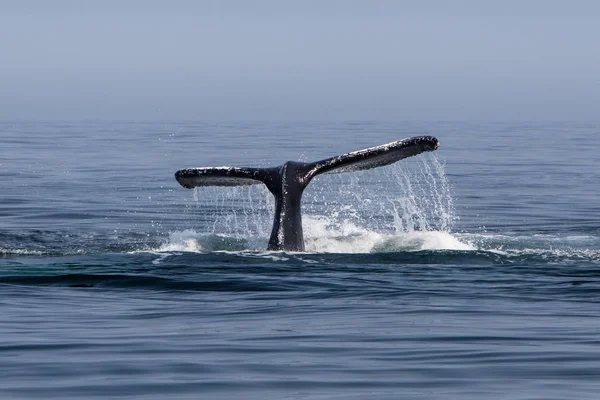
(1, 0, 599, 121)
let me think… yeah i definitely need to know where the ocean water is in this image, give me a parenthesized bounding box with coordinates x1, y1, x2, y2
(1, 121, 600, 399)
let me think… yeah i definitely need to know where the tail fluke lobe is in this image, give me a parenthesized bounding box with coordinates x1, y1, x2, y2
(175, 167, 277, 188)
(304, 136, 439, 181)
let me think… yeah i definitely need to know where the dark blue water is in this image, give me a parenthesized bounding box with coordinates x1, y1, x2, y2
(2, 121, 600, 399)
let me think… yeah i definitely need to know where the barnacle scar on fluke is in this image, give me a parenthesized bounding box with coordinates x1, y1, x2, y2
(175, 136, 439, 252)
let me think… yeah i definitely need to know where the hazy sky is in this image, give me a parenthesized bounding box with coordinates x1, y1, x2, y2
(1, 0, 599, 121)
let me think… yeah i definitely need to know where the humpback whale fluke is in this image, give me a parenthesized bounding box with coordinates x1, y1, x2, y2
(175, 136, 439, 251)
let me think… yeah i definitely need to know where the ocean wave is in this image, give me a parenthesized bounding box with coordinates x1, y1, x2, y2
(2, 248, 600, 293)
(2, 227, 600, 266)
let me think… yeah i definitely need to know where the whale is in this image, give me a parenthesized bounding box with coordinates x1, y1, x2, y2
(175, 136, 439, 251)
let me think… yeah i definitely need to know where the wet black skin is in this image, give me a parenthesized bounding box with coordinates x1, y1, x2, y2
(261, 162, 314, 251)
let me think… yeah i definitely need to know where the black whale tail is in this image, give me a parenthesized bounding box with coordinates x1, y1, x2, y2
(175, 136, 439, 251)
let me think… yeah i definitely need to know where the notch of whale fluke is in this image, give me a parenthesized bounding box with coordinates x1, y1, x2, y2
(175, 136, 439, 252)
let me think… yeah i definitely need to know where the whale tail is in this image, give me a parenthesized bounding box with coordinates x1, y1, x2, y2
(175, 136, 439, 251)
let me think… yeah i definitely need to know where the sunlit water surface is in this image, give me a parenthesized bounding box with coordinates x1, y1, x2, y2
(1, 121, 600, 399)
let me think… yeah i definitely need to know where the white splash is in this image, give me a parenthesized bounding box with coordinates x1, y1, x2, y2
(157, 229, 204, 252)
(302, 215, 474, 253)
(0, 248, 45, 256)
